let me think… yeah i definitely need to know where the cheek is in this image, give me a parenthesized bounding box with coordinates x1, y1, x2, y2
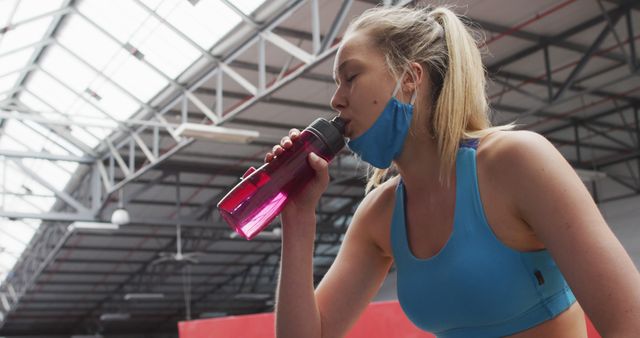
(351, 98, 387, 136)
(348, 78, 393, 134)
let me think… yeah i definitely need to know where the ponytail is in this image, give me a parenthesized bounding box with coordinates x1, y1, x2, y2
(429, 8, 491, 184)
(347, 6, 513, 193)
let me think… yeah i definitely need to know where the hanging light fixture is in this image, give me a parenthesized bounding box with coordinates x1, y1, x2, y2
(111, 188, 130, 225)
(175, 123, 259, 143)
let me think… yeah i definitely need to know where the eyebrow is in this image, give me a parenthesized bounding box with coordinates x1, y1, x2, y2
(333, 59, 357, 83)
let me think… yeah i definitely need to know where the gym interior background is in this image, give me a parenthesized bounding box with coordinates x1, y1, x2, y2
(0, 0, 638, 337)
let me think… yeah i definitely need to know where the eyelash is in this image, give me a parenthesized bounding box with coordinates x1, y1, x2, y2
(346, 74, 357, 83)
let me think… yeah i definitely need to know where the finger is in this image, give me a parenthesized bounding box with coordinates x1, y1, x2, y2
(289, 128, 300, 139)
(273, 145, 284, 156)
(308, 152, 328, 174)
(280, 136, 292, 148)
(265, 152, 273, 162)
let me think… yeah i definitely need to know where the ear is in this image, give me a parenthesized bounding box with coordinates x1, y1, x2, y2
(402, 62, 424, 93)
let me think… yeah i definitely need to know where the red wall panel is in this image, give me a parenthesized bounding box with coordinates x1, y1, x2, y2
(179, 301, 601, 338)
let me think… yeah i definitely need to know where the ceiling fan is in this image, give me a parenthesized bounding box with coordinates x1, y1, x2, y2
(147, 173, 204, 320)
(150, 173, 206, 266)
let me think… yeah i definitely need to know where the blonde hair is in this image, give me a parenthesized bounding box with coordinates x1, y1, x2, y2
(343, 5, 513, 193)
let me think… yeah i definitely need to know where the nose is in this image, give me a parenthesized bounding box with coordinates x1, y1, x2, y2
(330, 86, 347, 113)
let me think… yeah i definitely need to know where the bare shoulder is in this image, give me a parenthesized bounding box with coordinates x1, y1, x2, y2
(358, 176, 400, 213)
(478, 130, 554, 165)
(477, 129, 582, 221)
(477, 130, 561, 184)
(350, 175, 400, 258)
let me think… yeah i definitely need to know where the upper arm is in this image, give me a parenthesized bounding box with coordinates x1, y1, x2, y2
(314, 183, 394, 338)
(494, 131, 640, 335)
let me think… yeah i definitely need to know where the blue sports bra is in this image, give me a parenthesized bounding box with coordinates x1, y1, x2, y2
(390, 139, 576, 338)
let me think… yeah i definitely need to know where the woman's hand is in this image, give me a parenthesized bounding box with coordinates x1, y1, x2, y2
(265, 129, 330, 236)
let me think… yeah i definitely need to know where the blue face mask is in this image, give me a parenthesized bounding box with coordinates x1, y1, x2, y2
(347, 77, 416, 169)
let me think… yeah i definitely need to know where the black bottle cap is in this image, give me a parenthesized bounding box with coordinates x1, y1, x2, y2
(307, 117, 346, 156)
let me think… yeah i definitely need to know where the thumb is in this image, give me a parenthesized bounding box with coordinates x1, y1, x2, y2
(308, 152, 328, 173)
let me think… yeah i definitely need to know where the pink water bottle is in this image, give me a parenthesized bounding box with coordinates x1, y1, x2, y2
(217, 117, 346, 240)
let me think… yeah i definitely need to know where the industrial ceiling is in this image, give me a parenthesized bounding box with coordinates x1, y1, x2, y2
(0, 0, 638, 336)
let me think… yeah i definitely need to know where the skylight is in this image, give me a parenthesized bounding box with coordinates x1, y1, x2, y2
(0, 74, 19, 96)
(141, 0, 242, 50)
(0, 16, 52, 54)
(101, 49, 170, 103)
(26, 70, 79, 114)
(0, 0, 269, 284)
(0, 48, 34, 80)
(9, 0, 64, 23)
(22, 120, 85, 157)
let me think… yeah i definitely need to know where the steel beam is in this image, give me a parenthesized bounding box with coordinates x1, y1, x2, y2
(72, 1, 324, 220)
(0, 225, 71, 329)
(627, 8, 637, 70)
(487, 2, 636, 74)
(578, 122, 634, 149)
(8, 159, 90, 214)
(71, 7, 218, 127)
(194, 87, 330, 111)
(4, 3, 73, 105)
(116, 175, 362, 199)
(0, 149, 92, 164)
(635, 106, 640, 186)
(0, 39, 55, 60)
(54, 42, 180, 149)
(491, 77, 547, 103)
(475, 18, 634, 66)
(103, 0, 308, 153)
(596, 0, 633, 69)
(552, 12, 622, 102)
(105, 139, 131, 177)
(499, 69, 639, 126)
(493, 62, 640, 107)
(595, 148, 640, 168)
(96, 0, 350, 217)
(9, 90, 98, 156)
(320, 0, 353, 53)
(219, 0, 261, 29)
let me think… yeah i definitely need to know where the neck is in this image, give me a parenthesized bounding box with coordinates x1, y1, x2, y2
(394, 129, 453, 192)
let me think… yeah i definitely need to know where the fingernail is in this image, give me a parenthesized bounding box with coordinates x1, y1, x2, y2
(309, 152, 319, 161)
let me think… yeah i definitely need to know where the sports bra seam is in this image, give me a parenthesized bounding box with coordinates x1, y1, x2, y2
(518, 252, 554, 317)
(397, 177, 458, 263)
(434, 285, 573, 335)
(391, 180, 411, 261)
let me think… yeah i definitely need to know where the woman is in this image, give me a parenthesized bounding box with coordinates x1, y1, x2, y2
(269, 5, 640, 338)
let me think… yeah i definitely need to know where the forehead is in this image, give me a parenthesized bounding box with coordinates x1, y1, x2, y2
(333, 31, 377, 70)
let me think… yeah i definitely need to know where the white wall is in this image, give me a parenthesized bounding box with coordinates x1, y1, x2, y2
(599, 194, 640, 269)
(373, 269, 397, 302)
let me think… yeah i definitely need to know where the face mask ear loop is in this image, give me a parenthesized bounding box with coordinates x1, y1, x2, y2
(408, 68, 418, 105)
(391, 76, 403, 98)
(405, 72, 417, 121)
(392, 70, 417, 104)
(392, 70, 415, 120)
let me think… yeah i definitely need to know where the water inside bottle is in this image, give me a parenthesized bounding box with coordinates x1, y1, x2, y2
(219, 170, 289, 240)
(235, 191, 287, 239)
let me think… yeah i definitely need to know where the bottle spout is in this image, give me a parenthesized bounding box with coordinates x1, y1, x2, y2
(330, 116, 346, 136)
